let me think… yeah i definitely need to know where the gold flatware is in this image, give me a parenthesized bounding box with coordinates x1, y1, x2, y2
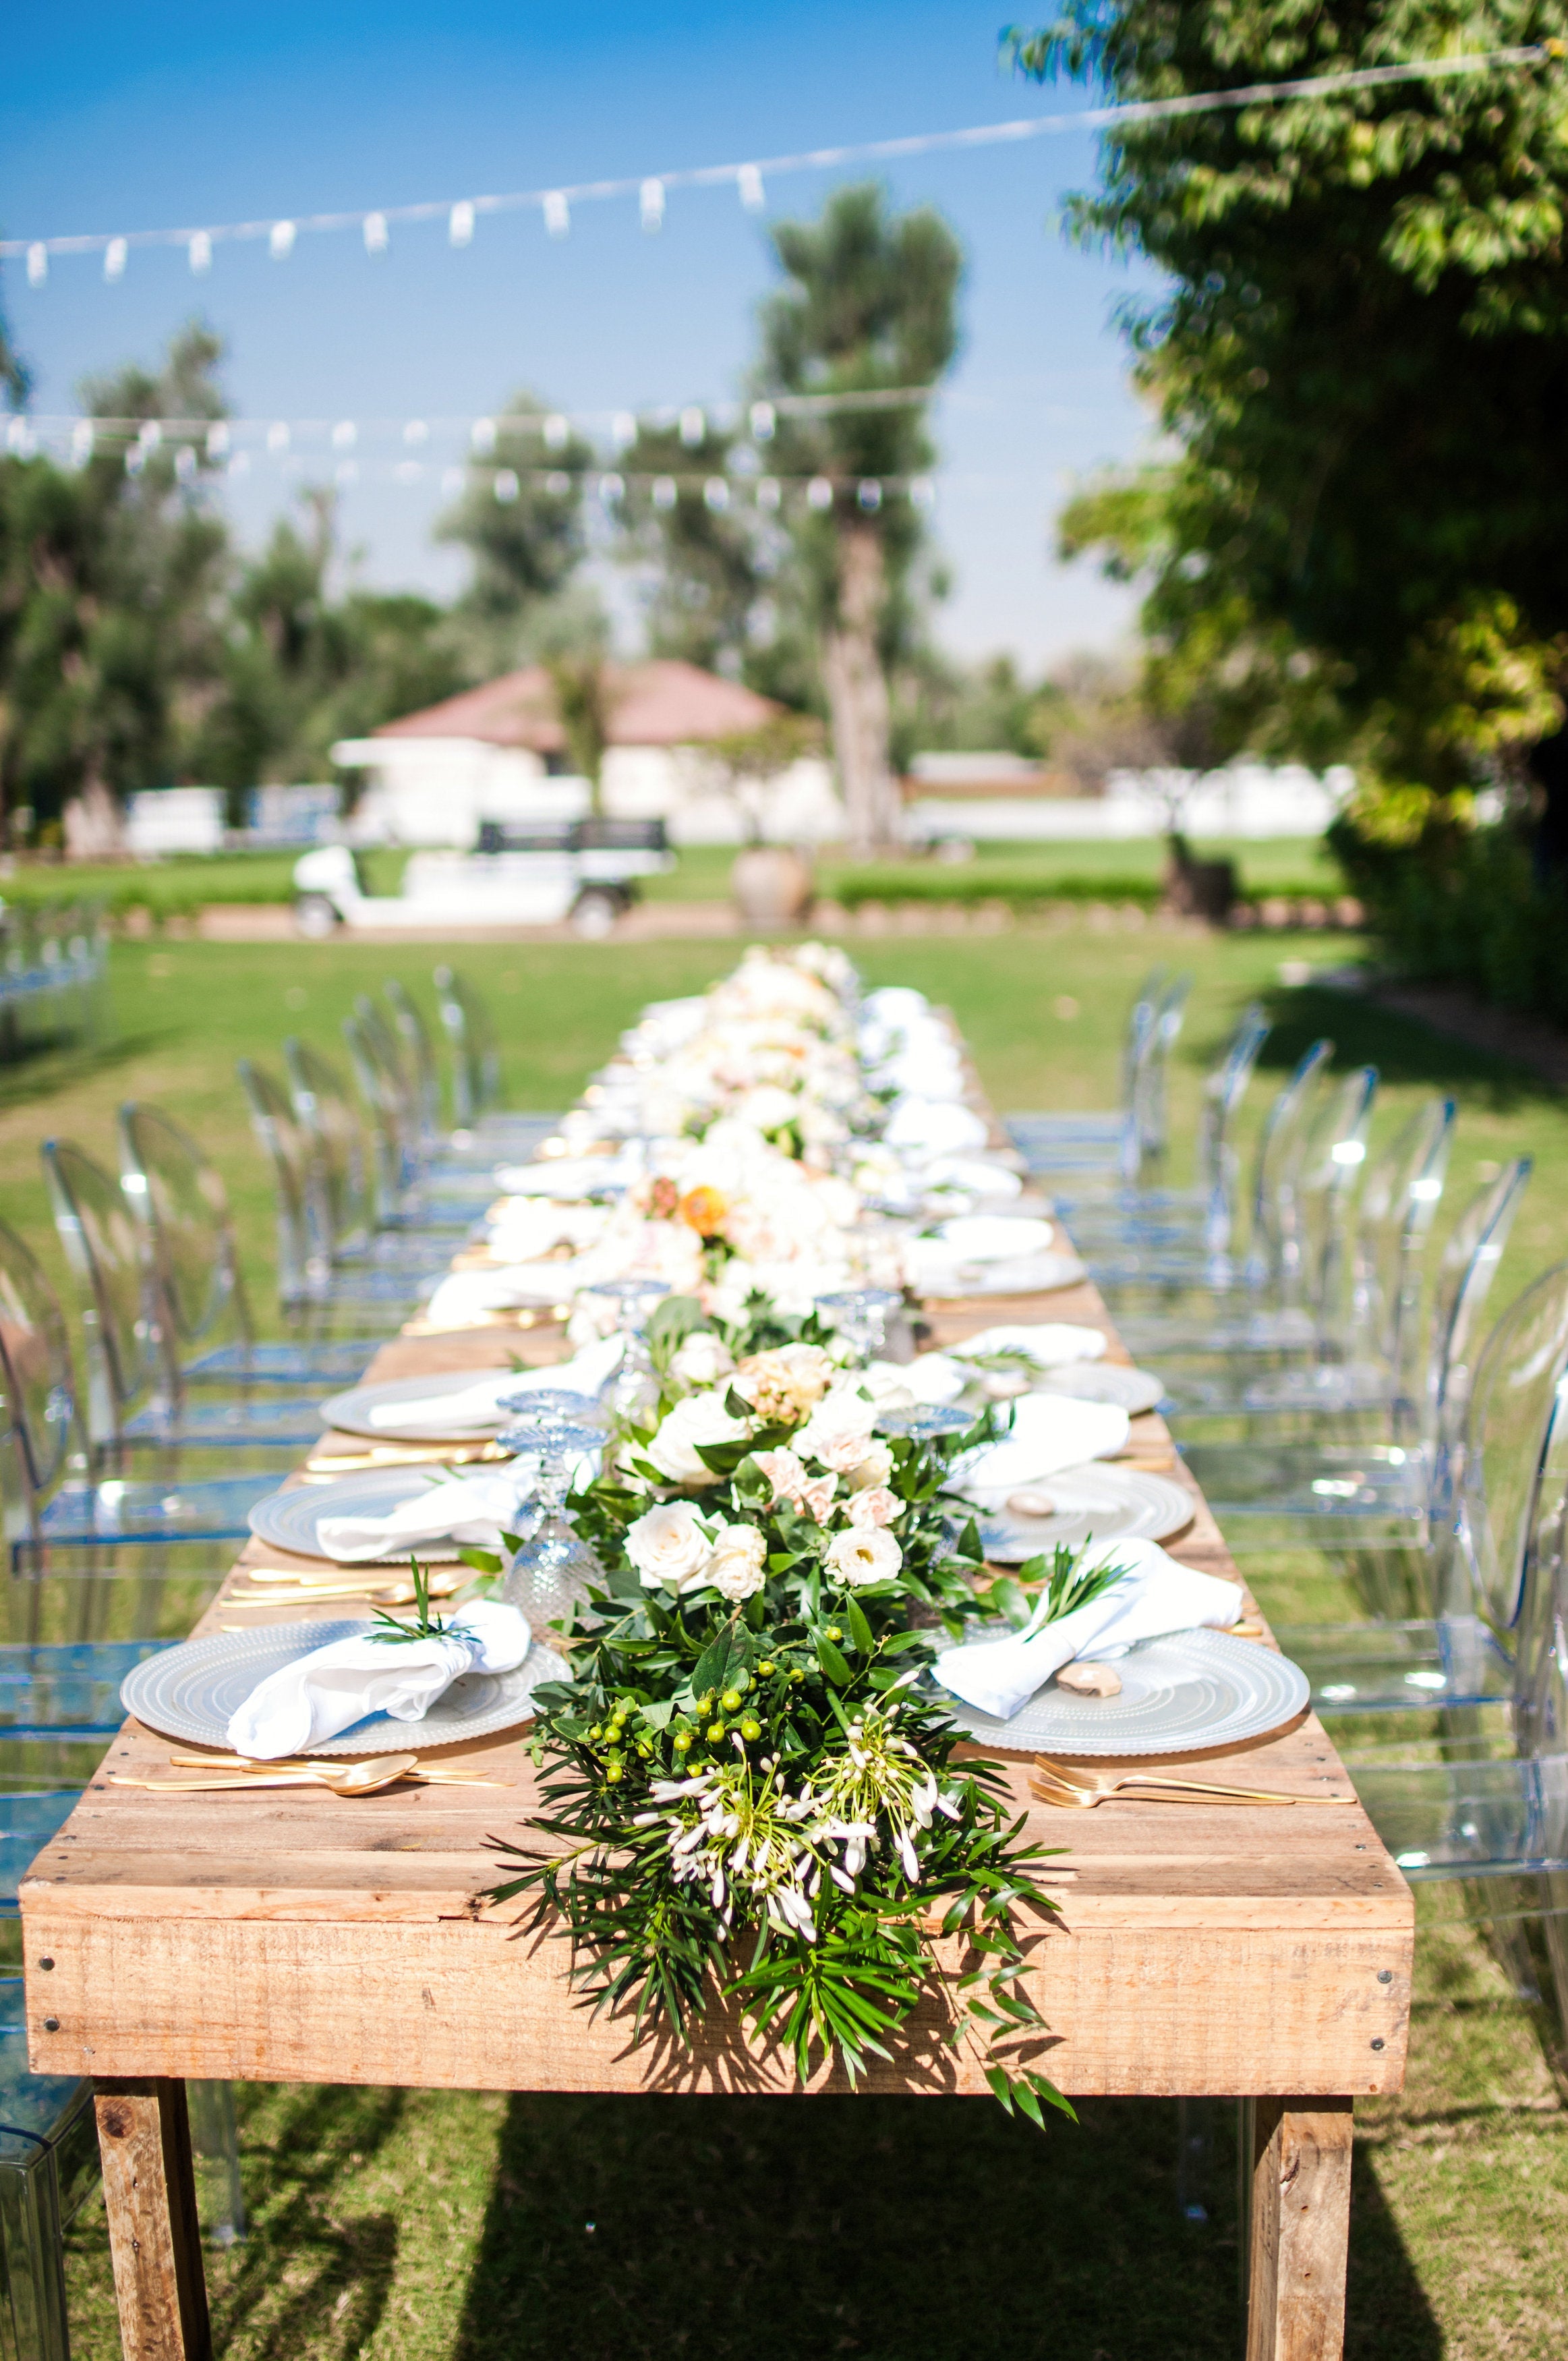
(109, 1754, 426, 1797)
(306, 1443, 509, 1473)
(235, 1572, 467, 1607)
(165, 1753, 505, 1786)
(1030, 1757, 1354, 1807)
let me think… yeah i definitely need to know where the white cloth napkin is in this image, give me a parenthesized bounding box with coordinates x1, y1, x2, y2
(951, 1323, 1107, 1369)
(314, 1471, 534, 1563)
(883, 1100, 990, 1158)
(863, 1353, 970, 1409)
(421, 1261, 587, 1332)
(927, 1215, 1056, 1261)
(485, 1201, 609, 1262)
(491, 1152, 640, 1198)
(920, 1156, 1024, 1200)
(935, 1537, 1244, 1721)
(951, 1392, 1130, 1506)
(366, 1334, 624, 1432)
(226, 1600, 531, 1759)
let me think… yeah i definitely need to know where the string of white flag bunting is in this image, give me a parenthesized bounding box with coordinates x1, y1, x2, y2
(3, 47, 1553, 287)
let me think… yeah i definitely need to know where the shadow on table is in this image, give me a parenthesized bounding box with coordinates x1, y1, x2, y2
(448, 2093, 1441, 2361)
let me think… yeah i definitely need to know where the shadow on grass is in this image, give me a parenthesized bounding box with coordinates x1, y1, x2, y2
(206, 2082, 408, 2361)
(452, 2095, 1190, 2361)
(0, 1025, 177, 1116)
(1346, 2137, 1445, 2361)
(1252, 987, 1554, 1110)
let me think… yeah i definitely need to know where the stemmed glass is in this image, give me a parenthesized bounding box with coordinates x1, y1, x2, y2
(585, 1277, 672, 1421)
(492, 1388, 604, 1543)
(816, 1286, 903, 1365)
(498, 1417, 606, 1633)
(873, 1406, 974, 1444)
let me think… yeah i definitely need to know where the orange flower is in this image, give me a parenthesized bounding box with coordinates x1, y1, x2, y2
(678, 1185, 729, 1239)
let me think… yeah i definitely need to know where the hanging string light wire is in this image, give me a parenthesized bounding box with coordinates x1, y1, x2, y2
(3, 45, 1555, 274)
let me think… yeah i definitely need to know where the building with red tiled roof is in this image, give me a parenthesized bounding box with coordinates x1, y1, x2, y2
(332, 658, 840, 847)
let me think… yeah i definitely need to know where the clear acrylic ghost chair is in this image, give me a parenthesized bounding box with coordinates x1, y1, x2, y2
(1108, 1038, 1337, 1350)
(0, 1214, 274, 1585)
(1051, 1003, 1270, 1251)
(1275, 1255, 1568, 1717)
(1007, 970, 1192, 1184)
(386, 978, 527, 1174)
(1177, 1158, 1531, 1555)
(42, 1139, 321, 1467)
(237, 1058, 430, 1334)
(284, 1040, 458, 1277)
(432, 964, 567, 1160)
(117, 1103, 372, 1392)
(343, 1004, 494, 1222)
(1161, 1097, 1457, 1430)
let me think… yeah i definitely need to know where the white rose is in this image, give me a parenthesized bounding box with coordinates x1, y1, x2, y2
(625, 1501, 715, 1593)
(646, 1393, 750, 1487)
(706, 1520, 768, 1601)
(796, 1383, 879, 1473)
(670, 1330, 735, 1387)
(845, 1485, 898, 1529)
(825, 1526, 904, 1586)
(846, 1440, 894, 1490)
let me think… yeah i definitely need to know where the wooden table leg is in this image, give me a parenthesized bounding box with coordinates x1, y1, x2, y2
(1244, 2095, 1354, 2361)
(92, 2078, 213, 2361)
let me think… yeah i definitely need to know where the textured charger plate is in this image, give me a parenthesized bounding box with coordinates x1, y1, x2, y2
(975, 1464, 1194, 1562)
(923, 1253, 1089, 1300)
(121, 1619, 568, 1755)
(931, 1626, 1309, 1757)
(249, 1469, 480, 1564)
(320, 1370, 520, 1443)
(1030, 1363, 1166, 1415)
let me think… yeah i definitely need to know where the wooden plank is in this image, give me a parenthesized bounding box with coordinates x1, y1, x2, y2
(92, 2078, 212, 2361)
(1245, 2096, 1354, 2361)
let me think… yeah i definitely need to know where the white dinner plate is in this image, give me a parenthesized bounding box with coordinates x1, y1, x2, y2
(975, 1464, 1194, 1562)
(249, 1469, 484, 1564)
(930, 1626, 1308, 1756)
(1030, 1363, 1166, 1416)
(121, 1619, 568, 1755)
(321, 1370, 525, 1443)
(922, 1252, 1089, 1300)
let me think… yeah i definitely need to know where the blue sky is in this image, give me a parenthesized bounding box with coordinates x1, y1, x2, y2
(1, 1, 1160, 666)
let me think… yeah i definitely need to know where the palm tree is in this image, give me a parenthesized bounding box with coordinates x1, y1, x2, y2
(756, 185, 961, 854)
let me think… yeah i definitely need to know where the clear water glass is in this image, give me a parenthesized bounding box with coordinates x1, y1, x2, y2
(499, 1417, 606, 1634)
(585, 1277, 672, 1421)
(874, 1406, 975, 1444)
(816, 1286, 903, 1364)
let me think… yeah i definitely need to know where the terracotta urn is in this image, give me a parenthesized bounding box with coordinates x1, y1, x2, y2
(730, 845, 815, 930)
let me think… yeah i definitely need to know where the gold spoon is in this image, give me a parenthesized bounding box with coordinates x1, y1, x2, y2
(165, 1752, 505, 1786)
(232, 1576, 469, 1608)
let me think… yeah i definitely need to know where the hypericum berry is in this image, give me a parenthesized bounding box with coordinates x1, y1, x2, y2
(672, 1730, 693, 1753)
(706, 1722, 726, 1744)
(789, 1668, 806, 1685)
(605, 1764, 624, 1784)
(740, 1717, 761, 1742)
(757, 1659, 776, 1677)
(720, 1688, 743, 1713)
(825, 1626, 843, 1644)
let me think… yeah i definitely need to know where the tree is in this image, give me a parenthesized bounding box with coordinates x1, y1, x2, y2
(1010, 7, 1568, 814)
(755, 184, 962, 853)
(614, 416, 763, 675)
(0, 323, 231, 843)
(436, 393, 593, 673)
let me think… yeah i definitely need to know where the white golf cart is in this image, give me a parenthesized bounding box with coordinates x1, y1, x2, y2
(292, 820, 674, 941)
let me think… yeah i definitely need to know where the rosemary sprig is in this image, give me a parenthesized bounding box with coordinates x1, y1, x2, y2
(1028, 1541, 1132, 1625)
(368, 1557, 453, 1645)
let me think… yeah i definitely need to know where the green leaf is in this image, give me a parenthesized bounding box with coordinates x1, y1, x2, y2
(844, 1597, 875, 1655)
(815, 1635, 853, 1686)
(692, 1618, 749, 1701)
(455, 1545, 502, 1576)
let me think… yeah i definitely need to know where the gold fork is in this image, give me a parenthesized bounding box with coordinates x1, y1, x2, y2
(1032, 1756, 1355, 1807)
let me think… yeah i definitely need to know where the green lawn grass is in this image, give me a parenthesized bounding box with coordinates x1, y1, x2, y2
(3, 921, 1563, 2358)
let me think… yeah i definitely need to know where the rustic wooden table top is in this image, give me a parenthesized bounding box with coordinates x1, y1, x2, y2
(20, 1274, 1414, 2102)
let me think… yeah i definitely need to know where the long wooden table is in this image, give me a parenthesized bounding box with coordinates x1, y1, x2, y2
(20, 1274, 1412, 2361)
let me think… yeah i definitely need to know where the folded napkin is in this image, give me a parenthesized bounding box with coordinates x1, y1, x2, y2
(485, 1200, 610, 1263)
(314, 1471, 535, 1563)
(421, 1261, 587, 1332)
(226, 1600, 531, 1759)
(951, 1322, 1107, 1369)
(920, 1156, 1024, 1201)
(883, 1100, 990, 1158)
(863, 1352, 970, 1409)
(927, 1214, 1055, 1262)
(366, 1333, 624, 1432)
(492, 1152, 640, 1198)
(935, 1537, 1244, 1721)
(950, 1393, 1130, 1506)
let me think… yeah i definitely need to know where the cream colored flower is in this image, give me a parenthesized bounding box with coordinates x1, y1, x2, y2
(846, 1440, 894, 1490)
(825, 1526, 904, 1586)
(734, 1342, 836, 1423)
(646, 1393, 750, 1487)
(752, 1447, 810, 1510)
(706, 1520, 768, 1601)
(845, 1484, 898, 1529)
(625, 1501, 714, 1593)
(798, 1473, 840, 1525)
(670, 1330, 735, 1388)
(796, 1383, 879, 1473)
